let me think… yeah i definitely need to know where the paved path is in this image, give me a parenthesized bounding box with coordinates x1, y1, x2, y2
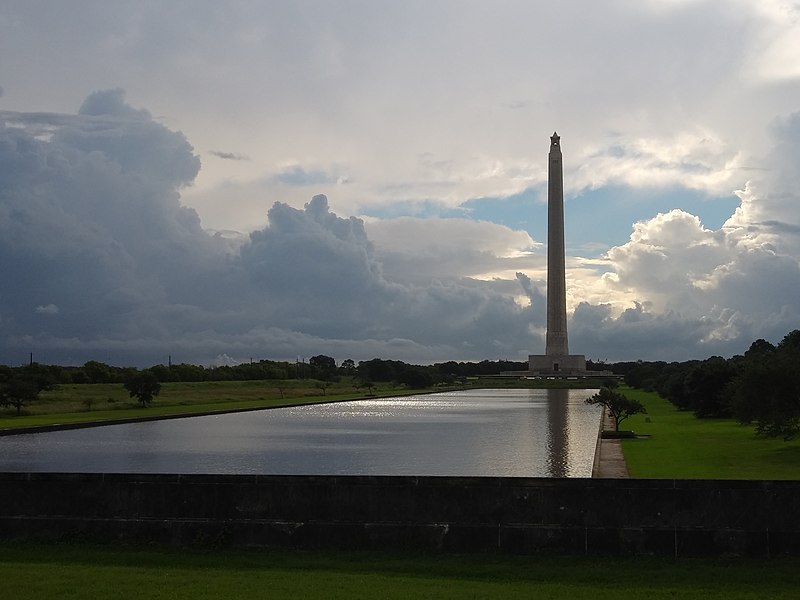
(593, 410, 630, 478)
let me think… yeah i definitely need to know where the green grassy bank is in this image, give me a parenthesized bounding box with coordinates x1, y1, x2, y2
(620, 387, 800, 479)
(2, 544, 798, 600)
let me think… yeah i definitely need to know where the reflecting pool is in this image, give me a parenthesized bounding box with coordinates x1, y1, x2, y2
(0, 388, 602, 477)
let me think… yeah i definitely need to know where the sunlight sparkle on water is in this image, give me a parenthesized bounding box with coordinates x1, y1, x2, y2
(0, 389, 601, 477)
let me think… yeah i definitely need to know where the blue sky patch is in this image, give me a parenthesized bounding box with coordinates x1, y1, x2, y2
(462, 186, 740, 257)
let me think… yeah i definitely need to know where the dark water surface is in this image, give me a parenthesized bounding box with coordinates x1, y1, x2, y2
(0, 388, 602, 477)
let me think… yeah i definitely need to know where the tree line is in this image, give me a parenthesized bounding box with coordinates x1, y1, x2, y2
(0, 357, 530, 414)
(4, 332, 798, 438)
(613, 330, 800, 439)
(0, 357, 533, 387)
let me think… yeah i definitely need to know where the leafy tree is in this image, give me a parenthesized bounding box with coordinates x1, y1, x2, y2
(82, 360, 113, 384)
(148, 363, 175, 382)
(732, 331, 800, 439)
(308, 355, 338, 381)
(744, 338, 776, 360)
(70, 370, 90, 384)
(682, 356, 738, 418)
(358, 359, 403, 382)
(435, 361, 463, 377)
(170, 362, 207, 382)
(585, 387, 647, 432)
(309, 355, 336, 371)
(658, 370, 691, 410)
(601, 377, 619, 389)
(397, 369, 434, 389)
(623, 361, 663, 391)
(0, 364, 55, 416)
(123, 370, 162, 408)
(780, 329, 800, 351)
(0, 375, 41, 416)
(356, 379, 376, 395)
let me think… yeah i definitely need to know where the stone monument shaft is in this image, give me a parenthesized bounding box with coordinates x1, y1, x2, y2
(527, 133, 585, 375)
(545, 132, 569, 356)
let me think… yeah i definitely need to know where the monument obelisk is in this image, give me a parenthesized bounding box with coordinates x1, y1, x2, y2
(529, 132, 585, 375)
(545, 132, 569, 356)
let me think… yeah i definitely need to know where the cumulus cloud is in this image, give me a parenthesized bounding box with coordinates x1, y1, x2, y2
(0, 90, 225, 357)
(723, 112, 800, 255)
(1, 87, 799, 366)
(569, 115, 800, 360)
(366, 217, 541, 283)
(572, 132, 741, 197)
(0, 94, 541, 365)
(236, 195, 540, 356)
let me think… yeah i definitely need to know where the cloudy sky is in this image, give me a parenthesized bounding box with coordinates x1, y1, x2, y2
(1, 1, 799, 367)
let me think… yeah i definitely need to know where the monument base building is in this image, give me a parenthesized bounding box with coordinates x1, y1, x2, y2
(527, 353, 586, 376)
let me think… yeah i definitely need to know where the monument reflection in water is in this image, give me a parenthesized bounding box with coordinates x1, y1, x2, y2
(546, 388, 571, 478)
(0, 389, 601, 477)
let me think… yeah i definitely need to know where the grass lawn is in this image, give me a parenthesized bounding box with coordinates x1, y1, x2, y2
(2, 543, 799, 599)
(620, 387, 800, 479)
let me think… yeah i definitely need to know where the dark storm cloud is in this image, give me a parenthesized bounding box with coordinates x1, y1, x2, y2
(568, 302, 724, 362)
(0, 92, 540, 365)
(236, 195, 539, 353)
(515, 272, 546, 329)
(0, 90, 225, 360)
(238, 194, 392, 337)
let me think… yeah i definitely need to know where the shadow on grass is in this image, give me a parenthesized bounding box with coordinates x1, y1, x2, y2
(767, 444, 800, 469)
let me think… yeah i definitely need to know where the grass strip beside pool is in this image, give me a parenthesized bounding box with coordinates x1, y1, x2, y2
(620, 387, 800, 479)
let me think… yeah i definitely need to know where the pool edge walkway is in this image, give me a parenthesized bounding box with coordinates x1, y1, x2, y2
(593, 410, 630, 478)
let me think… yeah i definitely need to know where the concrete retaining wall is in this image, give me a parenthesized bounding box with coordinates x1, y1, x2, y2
(1, 473, 797, 556)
